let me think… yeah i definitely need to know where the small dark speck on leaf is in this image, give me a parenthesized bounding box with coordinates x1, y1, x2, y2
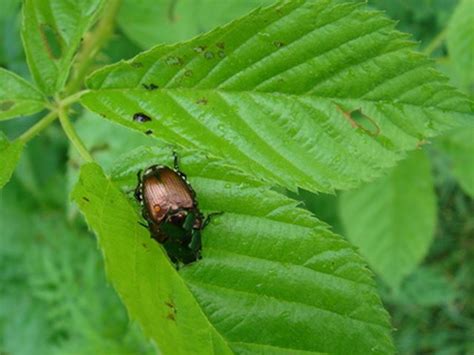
(216, 42, 225, 49)
(196, 98, 208, 105)
(167, 313, 176, 321)
(184, 69, 193, 77)
(165, 56, 183, 66)
(145, 129, 153, 135)
(204, 51, 215, 60)
(131, 61, 143, 68)
(273, 40, 285, 48)
(218, 50, 225, 58)
(193, 45, 207, 54)
(133, 112, 152, 123)
(142, 83, 159, 90)
(142, 243, 148, 249)
(82, 197, 90, 202)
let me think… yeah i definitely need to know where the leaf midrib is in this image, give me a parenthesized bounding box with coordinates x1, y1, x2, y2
(86, 87, 472, 115)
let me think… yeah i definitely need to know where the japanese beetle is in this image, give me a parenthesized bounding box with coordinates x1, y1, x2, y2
(135, 154, 205, 265)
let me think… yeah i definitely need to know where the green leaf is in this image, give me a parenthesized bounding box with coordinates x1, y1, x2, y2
(0, 68, 45, 120)
(447, 0, 474, 89)
(72, 162, 232, 355)
(118, 0, 274, 49)
(439, 127, 474, 197)
(82, 0, 473, 194)
(0, 132, 24, 189)
(339, 150, 437, 289)
(21, 0, 104, 95)
(73, 147, 395, 354)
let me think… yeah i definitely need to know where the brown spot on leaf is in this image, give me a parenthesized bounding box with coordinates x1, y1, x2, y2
(131, 61, 143, 68)
(196, 97, 208, 105)
(165, 300, 177, 320)
(273, 40, 285, 48)
(145, 129, 153, 135)
(184, 69, 193, 77)
(0, 101, 14, 111)
(82, 197, 90, 202)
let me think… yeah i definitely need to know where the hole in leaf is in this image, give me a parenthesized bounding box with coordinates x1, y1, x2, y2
(39, 23, 62, 59)
(337, 106, 380, 136)
(133, 113, 152, 122)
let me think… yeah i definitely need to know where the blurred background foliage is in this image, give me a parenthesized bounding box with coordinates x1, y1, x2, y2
(1, 0, 473, 354)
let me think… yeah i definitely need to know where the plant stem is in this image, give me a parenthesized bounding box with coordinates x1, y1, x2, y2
(61, 90, 90, 107)
(18, 110, 58, 143)
(64, 0, 121, 96)
(424, 28, 447, 56)
(58, 106, 94, 163)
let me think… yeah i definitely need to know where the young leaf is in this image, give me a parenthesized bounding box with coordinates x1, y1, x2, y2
(339, 150, 437, 289)
(72, 147, 395, 354)
(447, 0, 474, 89)
(0, 132, 24, 188)
(439, 127, 474, 198)
(118, 0, 274, 48)
(82, 0, 473, 194)
(0, 68, 46, 120)
(21, 0, 104, 95)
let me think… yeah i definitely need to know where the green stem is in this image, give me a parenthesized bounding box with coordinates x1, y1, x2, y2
(424, 28, 447, 56)
(58, 107, 94, 163)
(18, 110, 58, 143)
(64, 0, 121, 96)
(61, 90, 90, 107)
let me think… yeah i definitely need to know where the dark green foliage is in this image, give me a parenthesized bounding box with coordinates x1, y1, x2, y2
(0, 137, 154, 354)
(0, 0, 473, 353)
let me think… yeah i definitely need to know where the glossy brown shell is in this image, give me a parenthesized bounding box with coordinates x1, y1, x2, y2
(142, 167, 195, 224)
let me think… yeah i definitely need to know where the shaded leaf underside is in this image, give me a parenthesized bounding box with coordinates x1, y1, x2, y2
(339, 150, 437, 289)
(72, 146, 395, 354)
(83, 0, 472, 193)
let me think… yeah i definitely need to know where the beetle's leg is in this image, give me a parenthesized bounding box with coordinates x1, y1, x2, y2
(172, 150, 180, 170)
(134, 169, 143, 201)
(137, 221, 148, 229)
(203, 211, 224, 228)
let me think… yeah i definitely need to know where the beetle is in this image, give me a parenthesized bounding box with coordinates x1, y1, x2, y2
(134, 153, 205, 265)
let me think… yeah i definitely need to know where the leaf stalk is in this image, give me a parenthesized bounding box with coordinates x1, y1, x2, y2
(58, 106, 94, 163)
(18, 110, 58, 143)
(64, 0, 121, 96)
